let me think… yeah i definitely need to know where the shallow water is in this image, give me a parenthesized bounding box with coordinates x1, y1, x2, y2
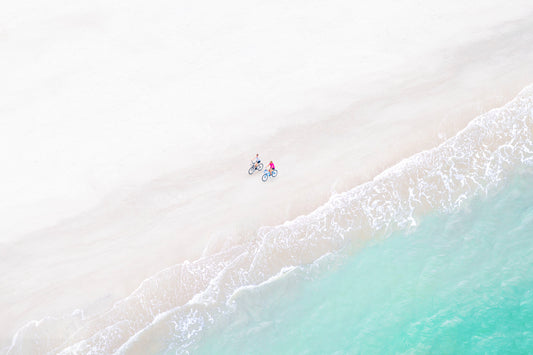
(192, 171, 533, 354)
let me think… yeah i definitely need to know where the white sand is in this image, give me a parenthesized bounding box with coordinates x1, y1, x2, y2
(2, 0, 533, 349)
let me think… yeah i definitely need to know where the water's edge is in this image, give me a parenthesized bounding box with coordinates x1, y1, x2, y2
(6, 84, 533, 354)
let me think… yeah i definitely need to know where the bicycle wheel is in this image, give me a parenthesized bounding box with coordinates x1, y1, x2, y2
(272, 169, 278, 177)
(262, 173, 268, 182)
(248, 167, 255, 175)
(257, 162, 263, 170)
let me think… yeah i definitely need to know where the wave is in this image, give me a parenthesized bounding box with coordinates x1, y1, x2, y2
(7, 84, 533, 354)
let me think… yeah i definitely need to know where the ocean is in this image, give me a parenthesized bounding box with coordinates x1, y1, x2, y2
(7, 84, 533, 354)
(192, 170, 533, 354)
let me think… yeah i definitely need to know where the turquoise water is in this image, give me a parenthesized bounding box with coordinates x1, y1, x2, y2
(191, 170, 533, 354)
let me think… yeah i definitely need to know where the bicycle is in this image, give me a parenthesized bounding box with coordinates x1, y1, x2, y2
(248, 160, 264, 175)
(261, 168, 278, 182)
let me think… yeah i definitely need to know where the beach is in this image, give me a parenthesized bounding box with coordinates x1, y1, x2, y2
(2, 0, 533, 352)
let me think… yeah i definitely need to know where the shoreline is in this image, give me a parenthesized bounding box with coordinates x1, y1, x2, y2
(7, 79, 533, 354)
(3, 75, 533, 350)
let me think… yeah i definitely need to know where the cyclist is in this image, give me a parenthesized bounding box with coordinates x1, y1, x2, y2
(268, 161, 275, 175)
(253, 154, 261, 169)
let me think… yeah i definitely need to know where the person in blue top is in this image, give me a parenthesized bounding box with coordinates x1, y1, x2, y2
(253, 153, 261, 169)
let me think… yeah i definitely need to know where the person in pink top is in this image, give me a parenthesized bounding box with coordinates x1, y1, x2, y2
(268, 161, 275, 175)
